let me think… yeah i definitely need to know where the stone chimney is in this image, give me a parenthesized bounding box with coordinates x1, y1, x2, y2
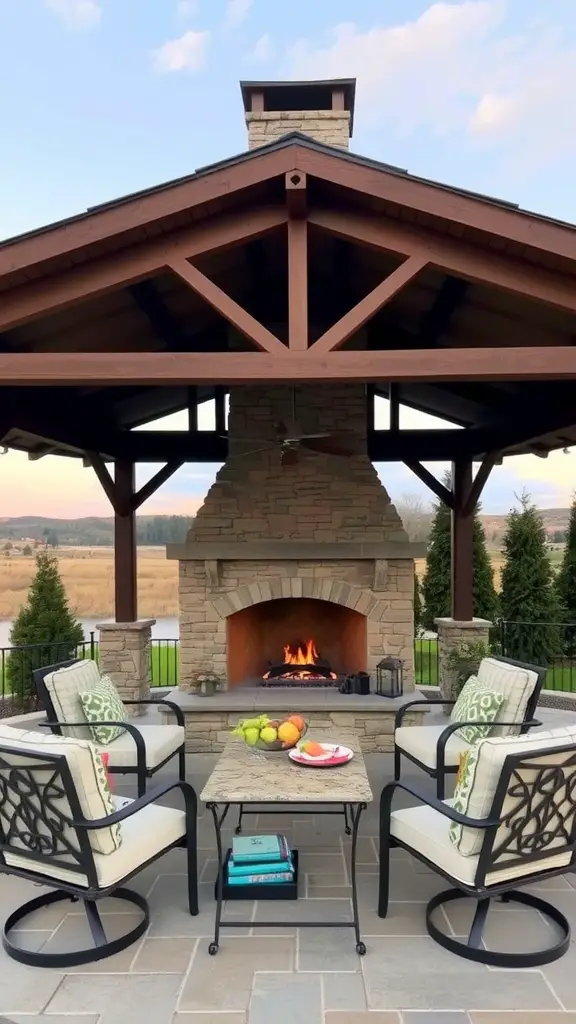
(240, 79, 355, 151)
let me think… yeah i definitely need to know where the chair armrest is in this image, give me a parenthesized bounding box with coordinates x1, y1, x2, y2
(395, 697, 455, 729)
(436, 718, 542, 777)
(380, 779, 500, 829)
(122, 698, 185, 728)
(38, 719, 147, 770)
(73, 779, 198, 829)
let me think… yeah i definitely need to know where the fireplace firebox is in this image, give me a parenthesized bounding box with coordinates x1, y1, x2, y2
(226, 597, 367, 687)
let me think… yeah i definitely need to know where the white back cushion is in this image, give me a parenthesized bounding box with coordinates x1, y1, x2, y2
(477, 657, 538, 736)
(452, 724, 576, 857)
(0, 723, 121, 862)
(44, 659, 101, 739)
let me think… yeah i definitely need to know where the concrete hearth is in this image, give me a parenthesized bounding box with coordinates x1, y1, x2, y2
(158, 686, 427, 754)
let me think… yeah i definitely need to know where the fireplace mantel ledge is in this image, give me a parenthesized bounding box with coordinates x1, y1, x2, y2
(166, 541, 426, 561)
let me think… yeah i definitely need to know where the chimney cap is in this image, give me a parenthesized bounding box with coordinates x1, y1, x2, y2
(240, 79, 356, 134)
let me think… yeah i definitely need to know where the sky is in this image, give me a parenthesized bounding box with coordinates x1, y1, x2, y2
(1, 0, 576, 518)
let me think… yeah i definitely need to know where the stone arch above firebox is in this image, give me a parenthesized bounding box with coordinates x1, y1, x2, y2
(211, 577, 388, 621)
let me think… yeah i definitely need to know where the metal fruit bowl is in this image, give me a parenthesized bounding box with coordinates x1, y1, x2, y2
(254, 721, 308, 752)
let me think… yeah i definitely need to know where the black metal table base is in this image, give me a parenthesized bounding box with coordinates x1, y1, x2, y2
(206, 801, 367, 956)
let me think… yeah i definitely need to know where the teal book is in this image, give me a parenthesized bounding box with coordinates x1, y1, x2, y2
(227, 870, 294, 886)
(231, 834, 290, 865)
(228, 857, 294, 878)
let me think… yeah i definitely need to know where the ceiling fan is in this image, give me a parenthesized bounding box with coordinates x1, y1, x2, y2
(226, 387, 361, 466)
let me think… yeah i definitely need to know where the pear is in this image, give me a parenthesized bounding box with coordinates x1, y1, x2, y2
(239, 717, 262, 731)
(244, 727, 260, 746)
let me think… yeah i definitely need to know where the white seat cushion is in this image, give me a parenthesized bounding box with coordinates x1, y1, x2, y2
(5, 796, 187, 889)
(101, 725, 185, 769)
(0, 723, 121, 855)
(391, 803, 571, 888)
(395, 724, 472, 769)
(44, 659, 102, 740)
(477, 658, 539, 736)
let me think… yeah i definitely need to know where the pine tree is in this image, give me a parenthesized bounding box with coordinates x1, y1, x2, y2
(500, 493, 562, 664)
(421, 477, 499, 630)
(7, 552, 84, 704)
(557, 495, 576, 622)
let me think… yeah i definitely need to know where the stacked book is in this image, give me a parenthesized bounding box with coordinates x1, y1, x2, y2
(227, 834, 294, 886)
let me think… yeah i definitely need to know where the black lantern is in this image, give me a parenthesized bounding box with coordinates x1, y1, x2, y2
(376, 657, 404, 698)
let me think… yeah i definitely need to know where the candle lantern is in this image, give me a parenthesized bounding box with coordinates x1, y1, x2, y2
(376, 657, 404, 698)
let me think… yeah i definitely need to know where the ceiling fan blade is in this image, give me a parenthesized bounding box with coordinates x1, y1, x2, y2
(280, 448, 299, 466)
(301, 436, 357, 456)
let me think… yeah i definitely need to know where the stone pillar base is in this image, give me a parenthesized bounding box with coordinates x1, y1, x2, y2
(96, 620, 156, 716)
(434, 617, 492, 708)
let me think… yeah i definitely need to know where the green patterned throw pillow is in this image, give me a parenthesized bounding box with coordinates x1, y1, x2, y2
(449, 744, 481, 850)
(450, 682, 506, 744)
(79, 674, 126, 745)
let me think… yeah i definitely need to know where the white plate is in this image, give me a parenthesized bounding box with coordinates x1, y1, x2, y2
(289, 743, 353, 763)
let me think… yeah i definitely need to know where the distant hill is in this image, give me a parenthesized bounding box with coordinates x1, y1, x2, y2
(0, 515, 193, 547)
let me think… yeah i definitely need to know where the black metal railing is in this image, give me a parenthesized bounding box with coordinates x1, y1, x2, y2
(499, 620, 576, 692)
(150, 638, 180, 687)
(414, 634, 440, 686)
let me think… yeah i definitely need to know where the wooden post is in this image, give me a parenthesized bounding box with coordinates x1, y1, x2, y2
(114, 461, 137, 622)
(451, 458, 474, 621)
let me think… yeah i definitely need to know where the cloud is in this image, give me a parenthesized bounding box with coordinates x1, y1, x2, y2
(152, 29, 209, 73)
(250, 33, 274, 62)
(223, 0, 253, 31)
(44, 0, 101, 30)
(286, 1, 576, 165)
(176, 0, 198, 16)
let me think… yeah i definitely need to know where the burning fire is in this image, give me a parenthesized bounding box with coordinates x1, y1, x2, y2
(263, 639, 337, 680)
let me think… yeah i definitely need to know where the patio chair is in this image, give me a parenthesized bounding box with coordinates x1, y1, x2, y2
(393, 655, 546, 799)
(379, 724, 576, 967)
(34, 658, 186, 797)
(0, 722, 198, 968)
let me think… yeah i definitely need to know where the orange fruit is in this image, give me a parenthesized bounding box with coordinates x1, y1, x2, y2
(288, 714, 305, 733)
(300, 740, 326, 758)
(277, 721, 300, 747)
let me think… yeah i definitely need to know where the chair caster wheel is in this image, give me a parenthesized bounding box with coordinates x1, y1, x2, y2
(344, 827, 352, 836)
(356, 941, 366, 956)
(208, 942, 219, 955)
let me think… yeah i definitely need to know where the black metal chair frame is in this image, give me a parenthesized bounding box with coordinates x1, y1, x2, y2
(34, 659, 186, 797)
(394, 655, 546, 799)
(0, 742, 198, 968)
(379, 744, 576, 967)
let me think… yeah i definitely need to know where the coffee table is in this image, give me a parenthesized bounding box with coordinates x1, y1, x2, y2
(200, 730, 373, 956)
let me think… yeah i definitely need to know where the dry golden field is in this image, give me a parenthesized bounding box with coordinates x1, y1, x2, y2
(0, 547, 179, 620)
(0, 546, 519, 621)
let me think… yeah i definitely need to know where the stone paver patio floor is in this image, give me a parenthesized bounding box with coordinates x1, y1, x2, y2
(2, 751, 576, 1022)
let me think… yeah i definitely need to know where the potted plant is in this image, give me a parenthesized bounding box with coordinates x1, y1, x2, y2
(440, 639, 490, 707)
(191, 670, 223, 697)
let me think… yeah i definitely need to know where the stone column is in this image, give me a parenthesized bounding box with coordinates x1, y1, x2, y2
(435, 617, 492, 705)
(96, 620, 155, 716)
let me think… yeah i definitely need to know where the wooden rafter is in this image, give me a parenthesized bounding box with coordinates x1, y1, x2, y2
(0, 207, 288, 332)
(168, 257, 286, 355)
(463, 453, 498, 516)
(132, 459, 184, 511)
(128, 281, 187, 349)
(87, 452, 127, 515)
(404, 461, 454, 508)
(308, 209, 576, 314)
(3, 347, 576, 385)
(285, 170, 307, 219)
(311, 256, 428, 354)
(419, 276, 468, 346)
(287, 217, 308, 351)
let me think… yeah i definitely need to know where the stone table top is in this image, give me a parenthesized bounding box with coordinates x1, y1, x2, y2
(200, 731, 373, 805)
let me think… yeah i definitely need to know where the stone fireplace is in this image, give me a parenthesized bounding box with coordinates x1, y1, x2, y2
(167, 383, 423, 692)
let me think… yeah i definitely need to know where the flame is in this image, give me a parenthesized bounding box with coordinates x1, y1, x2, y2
(284, 639, 319, 665)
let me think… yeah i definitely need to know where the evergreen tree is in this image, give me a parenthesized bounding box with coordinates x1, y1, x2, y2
(421, 473, 499, 630)
(500, 494, 562, 663)
(413, 571, 422, 631)
(557, 495, 576, 622)
(7, 552, 84, 703)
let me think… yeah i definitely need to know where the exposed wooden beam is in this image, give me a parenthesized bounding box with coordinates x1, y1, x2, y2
(388, 382, 400, 431)
(419, 276, 468, 346)
(87, 451, 126, 515)
(287, 217, 308, 351)
(0, 146, 296, 279)
(404, 461, 454, 508)
(114, 461, 137, 622)
(312, 256, 428, 354)
(214, 385, 227, 435)
(131, 459, 184, 511)
(294, 143, 576, 265)
(452, 458, 474, 621)
(128, 280, 187, 349)
(463, 453, 498, 516)
(2, 347, 576, 385)
(187, 385, 198, 432)
(308, 209, 576, 315)
(0, 207, 288, 332)
(285, 170, 307, 219)
(168, 257, 286, 355)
